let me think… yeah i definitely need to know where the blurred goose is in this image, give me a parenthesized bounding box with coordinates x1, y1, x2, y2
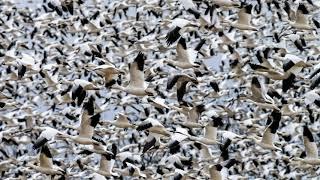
(249, 110, 282, 151)
(223, 4, 258, 31)
(112, 52, 154, 96)
(85, 153, 119, 177)
(164, 37, 200, 69)
(103, 113, 135, 129)
(26, 145, 65, 175)
(292, 126, 320, 165)
(167, 74, 198, 103)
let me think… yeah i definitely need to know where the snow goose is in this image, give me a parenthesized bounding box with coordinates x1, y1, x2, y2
(222, 4, 258, 31)
(238, 77, 279, 110)
(172, 103, 206, 128)
(85, 153, 119, 177)
(102, 113, 135, 129)
(292, 126, 320, 165)
(141, 132, 166, 153)
(284, 4, 315, 30)
(147, 97, 170, 114)
(68, 78, 100, 106)
(112, 52, 155, 96)
(180, 0, 211, 26)
(56, 103, 102, 145)
(32, 126, 61, 150)
(193, 142, 215, 162)
(93, 63, 124, 87)
(114, 162, 146, 178)
(165, 18, 198, 45)
(167, 127, 191, 154)
(26, 145, 65, 176)
(167, 73, 198, 103)
(164, 37, 204, 69)
(136, 118, 171, 136)
(249, 110, 282, 151)
(209, 159, 238, 180)
(189, 117, 223, 145)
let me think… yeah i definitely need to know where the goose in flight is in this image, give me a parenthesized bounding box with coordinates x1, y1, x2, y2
(114, 162, 146, 178)
(180, 0, 211, 26)
(136, 118, 171, 136)
(209, 159, 238, 180)
(102, 113, 135, 129)
(68, 78, 100, 106)
(189, 117, 223, 145)
(112, 52, 155, 96)
(249, 110, 282, 151)
(239, 77, 278, 110)
(85, 153, 119, 177)
(172, 103, 206, 128)
(165, 18, 197, 45)
(193, 142, 215, 162)
(167, 74, 198, 103)
(164, 37, 204, 69)
(32, 127, 61, 150)
(55, 101, 102, 145)
(284, 3, 315, 30)
(26, 145, 65, 176)
(222, 4, 258, 31)
(93, 63, 124, 87)
(292, 126, 320, 165)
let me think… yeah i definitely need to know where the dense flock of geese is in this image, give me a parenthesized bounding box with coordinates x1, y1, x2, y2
(1, 0, 320, 179)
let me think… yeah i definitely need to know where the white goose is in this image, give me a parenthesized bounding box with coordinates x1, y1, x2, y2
(223, 4, 258, 31)
(32, 126, 61, 150)
(165, 18, 197, 45)
(112, 52, 154, 96)
(164, 37, 203, 69)
(249, 110, 282, 151)
(56, 104, 102, 145)
(26, 145, 65, 175)
(292, 126, 320, 165)
(167, 73, 198, 103)
(114, 162, 146, 178)
(103, 113, 135, 129)
(284, 4, 315, 30)
(85, 154, 119, 177)
(136, 118, 171, 136)
(189, 117, 223, 145)
(93, 62, 124, 87)
(209, 159, 238, 180)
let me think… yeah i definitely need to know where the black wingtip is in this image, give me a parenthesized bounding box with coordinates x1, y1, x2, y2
(252, 77, 261, 88)
(194, 39, 206, 51)
(178, 37, 187, 50)
(90, 113, 101, 127)
(244, 4, 253, 14)
(210, 81, 220, 92)
(187, 9, 201, 19)
(225, 159, 238, 169)
(303, 126, 314, 142)
(41, 145, 52, 158)
(298, 4, 309, 14)
(215, 164, 223, 171)
(212, 117, 223, 127)
(166, 26, 181, 45)
(136, 122, 153, 131)
(33, 138, 48, 150)
(134, 52, 146, 71)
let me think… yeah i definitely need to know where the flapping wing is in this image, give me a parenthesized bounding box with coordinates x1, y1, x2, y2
(128, 52, 146, 88)
(40, 145, 53, 168)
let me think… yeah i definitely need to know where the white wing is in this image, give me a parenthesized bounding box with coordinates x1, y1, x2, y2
(79, 111, 94, 138)
(261, 128, 274, 145)
(128, 62, 145, 88)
